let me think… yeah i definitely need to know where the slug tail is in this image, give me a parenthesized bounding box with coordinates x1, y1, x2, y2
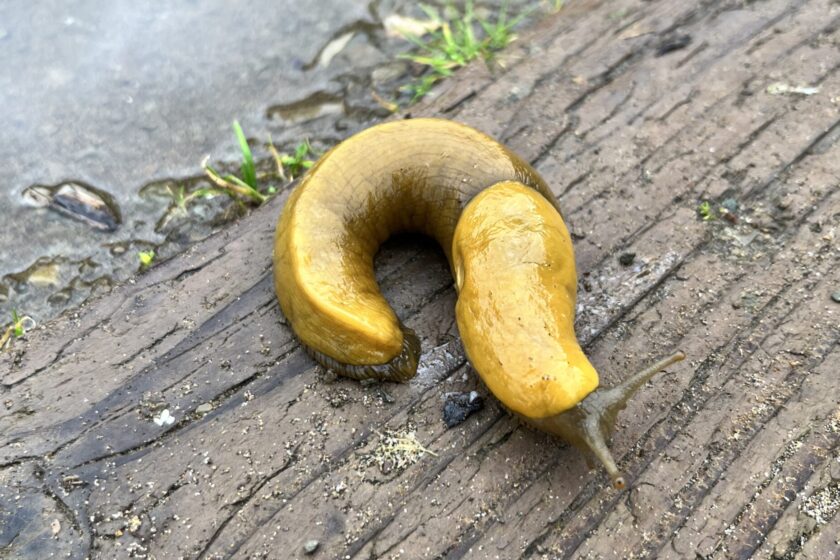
(304, 324, 421, 382)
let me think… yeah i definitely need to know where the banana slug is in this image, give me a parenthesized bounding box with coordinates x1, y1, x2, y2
(273, 118, 684, 488)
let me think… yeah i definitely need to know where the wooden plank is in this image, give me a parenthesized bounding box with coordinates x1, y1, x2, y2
(2, 0, 839, 558)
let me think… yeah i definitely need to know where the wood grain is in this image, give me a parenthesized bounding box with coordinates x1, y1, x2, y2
(2, 0, 838, 558)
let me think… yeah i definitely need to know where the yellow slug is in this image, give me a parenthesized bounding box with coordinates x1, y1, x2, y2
(273, 118, 684, 488)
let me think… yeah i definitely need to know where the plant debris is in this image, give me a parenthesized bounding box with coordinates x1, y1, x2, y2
(363, 428, 437, 474)
(800, 480, 840, 525)
(766, 82, 819, 96)
(384, 13, 441, 39)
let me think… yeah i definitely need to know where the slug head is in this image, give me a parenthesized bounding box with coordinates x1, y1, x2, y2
(524, 351, 685, 489)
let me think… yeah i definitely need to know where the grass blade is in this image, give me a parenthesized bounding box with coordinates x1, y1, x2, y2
(232, 121, 257, 190)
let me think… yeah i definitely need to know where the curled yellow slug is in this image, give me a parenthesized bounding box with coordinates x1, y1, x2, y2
(273, 118, 684, 488)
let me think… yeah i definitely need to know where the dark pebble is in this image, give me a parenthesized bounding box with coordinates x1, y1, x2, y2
(618, 252, 636, 266)
(831, 291, 840, 304)
(443, 391, 484, 428)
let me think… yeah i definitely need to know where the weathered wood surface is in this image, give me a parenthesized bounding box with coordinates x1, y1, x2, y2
(2, 0, 839, 558)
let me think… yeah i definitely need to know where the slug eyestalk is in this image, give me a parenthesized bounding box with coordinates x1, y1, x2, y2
(523, 351, 686, 490)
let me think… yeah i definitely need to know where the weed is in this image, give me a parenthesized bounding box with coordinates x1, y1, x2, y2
(233, 121, 257, 190)
(401, 74, 444, 104)
(273, 139, 317, 181)
(168, 184, 221, 211)
(398, 1, 531, 103)
(698, 200, 715, 221)
(479, 1, 529, 51)
(203, 121, 268, 205)
(138, 250, 156, 267)
(11, 310, 25, 337)
(1, 310, 35, 350)
(202, 122, 319, 205)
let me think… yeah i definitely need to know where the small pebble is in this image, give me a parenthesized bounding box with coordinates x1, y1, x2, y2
(775, 195, 793, 210)
(831, 291, 840, 304)
(153, 409, 175, 426)
(720, 198, 739, 213)
(377, 388, 395, 404)
(196, 403, 213, 414)
(304, 539, 320, 554)
(618, 252, 636, 266)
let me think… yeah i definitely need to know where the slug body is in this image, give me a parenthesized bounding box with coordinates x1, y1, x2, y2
(451, 181, 597, 417)
(274, 118, 555, 379)
(274, 118, 684, 487)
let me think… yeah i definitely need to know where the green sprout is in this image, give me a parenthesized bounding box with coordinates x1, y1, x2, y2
(698, 200, 715, 221)
(398, 1, 530, 103)
(202, 122, 320, 205)
(400, 75, 441, 104)
(138, 250, 156, 267)
(168, 184, 222, 211)
(11, 310, 25, 337)
(233, 120, 257, 190)
(203, 121, 267, 205)
(478, 1, 529, 51)
(276, 140, 316, 181)
(2, 310, 34, 350)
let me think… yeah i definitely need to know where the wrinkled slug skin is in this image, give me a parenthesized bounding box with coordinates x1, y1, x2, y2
(274, 118, 556, 374)
(452, 182, 598, 417)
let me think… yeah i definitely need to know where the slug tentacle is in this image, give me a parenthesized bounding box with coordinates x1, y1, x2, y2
(525, 351, 686, 489)
(596, 351, 687, 418)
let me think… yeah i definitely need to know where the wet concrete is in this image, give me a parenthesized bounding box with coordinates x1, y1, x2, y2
(0, 0, 533, 324)
(0, 0, 377, 321)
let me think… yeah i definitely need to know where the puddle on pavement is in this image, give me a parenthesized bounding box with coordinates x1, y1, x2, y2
(267, 91, 346, 123)
(22, 181, 122, 232)
(0, 0, 540, 330)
